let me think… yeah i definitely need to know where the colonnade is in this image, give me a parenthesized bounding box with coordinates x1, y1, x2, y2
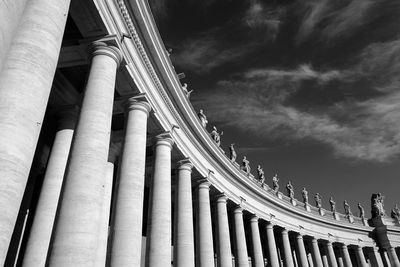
(0, 1, 400, 267)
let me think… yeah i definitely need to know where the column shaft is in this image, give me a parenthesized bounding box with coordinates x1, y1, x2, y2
(325, 242, 338, 267)
(173, 160, 195, 267)
(145, 135, 174, 267)
(366, 247, 384, 267)
(196, 182, 215, 267)
(234, 207, 248, 267)
(295, 234, 309, 267)
(48, 42, 122, 267)
(266, 223, 280, 267)
(22, 113, 76, 267)
(311, 239, 323, 267)
(216, 195, 232, 267)
(281, 229, 295, 267)
(250, 216, 264, 267)
(355, 246, 367, 267)
(110, 99, 151, 266)
(95, 162, 114, 266)
(0, 0, 71, 263)
(387, 247, 400, 267)
(340, 244, 352, 267)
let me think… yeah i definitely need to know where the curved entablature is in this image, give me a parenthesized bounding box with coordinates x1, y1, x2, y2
(98, 0, 400, 248)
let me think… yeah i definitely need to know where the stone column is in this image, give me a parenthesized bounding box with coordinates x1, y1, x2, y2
(295, 234, 309, 267)
(321, 254, 329, 267)
(325, 241, 338, 267)
(233, 206, 248, 267)
(266, 223, 280, 267)
(22, 108, 77, 267)
(250, 216, 264, 267)
(340, 244, 352, 267)
(48, 41, 122, 267)
(110, 98, 151, 267)
(145, 134, 174, 267)
(387, 247, 400, 267)
(216, 194, 232, 267)
(366, 247, 384, 267)
(281, 229, 295, 267)
(0, 0, 71, 263)
(310, 238, 323, 267)
(173, 159, 195, 267)
(353, 246, 368, 267)
(196, 181, 215, 267)
(95, 162, 114, 266)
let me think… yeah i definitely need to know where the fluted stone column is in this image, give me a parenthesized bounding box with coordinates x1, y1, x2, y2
(310, 238, 323, 267)
(145, 134, 174, 267)
(325, 241, 338, 267)
(22, 108, 77, 267)
(110, 98, 151, 267)
(216, 195, 232, 267)
(340, 244, 352, 267)
(281, 229, 295, 267)
(295, 234, 309, 267)
(387, 247, 400, 267)
(233, 207, 249, 267)
(354, 246, 367, 267)
(250, 216, 264, 267)
(0, 0, 71, 263)
(266, 223, 280, 267)
(196, 181, 215, 267)
(95, 162, 114, 266)
(48, 41, 122, 267)
(173, 159, 195, 267)
(366, 247, 384, 267)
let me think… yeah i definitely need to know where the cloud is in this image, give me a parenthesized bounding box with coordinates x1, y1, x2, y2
(196, 38, 400, 162)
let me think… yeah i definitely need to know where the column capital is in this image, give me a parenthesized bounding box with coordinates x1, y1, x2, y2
(266, 222, 275, 229)
(154, 132, 174, 149)
(125, 97, 152, 116)
(177, 158, 193, 172)
(89, 41, 123, 67)
(197, 180, 211, 190)
(281, 228, 289, 235)
(296, 232, 304, 239)
(216, 193, 228, 203)
(311, 237, 319, 243)
(234, 205, 244, 214)
(250, 215, 259, 223)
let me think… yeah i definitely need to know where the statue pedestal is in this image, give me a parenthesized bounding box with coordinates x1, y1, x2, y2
(318, 208, 325, 216)
(362, 218, 369, 226)
(262, 184, 270, 190)
(304, 203, 311, 212)
(347, 215, 354, 223)
(333, 212, 340, 221)
(290, 199, 297, 206)
(276, 192, 283, 199)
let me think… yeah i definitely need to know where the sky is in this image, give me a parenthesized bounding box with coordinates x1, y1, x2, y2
(149, 0, 400, 217)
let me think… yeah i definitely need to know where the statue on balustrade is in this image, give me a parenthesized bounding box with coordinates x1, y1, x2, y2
(371, 193, 386, 218)
(272, 174, 279, 192)
(229, 143, 237, 162)
(329, 197, 336, 212)
(302, 187, 308, 204)
(314, 193, 322, 209)
(198, 109, 208, 128)
(286, 181, 294, 199)
(358, 203, 365, 219)
(242, 156, 251, 175)
(181, 83, 193, 99)
(344, 200, 352, 216)
(391, 204, 400, 221)
(257, 165, 265, 185)
(211, 126, 223, 147)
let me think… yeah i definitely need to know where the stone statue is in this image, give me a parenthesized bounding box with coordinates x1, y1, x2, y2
(329, 197, 336, 212)
(302, 187, 308, 204)
(314, 193, 322, 209)
(272, 174, 279, 192)
(242, 156, 251, 175)
(344, 200, 352, 216)
(181, 83, 193, 99)
(358, 203, 365, 219)
(391, 205, 400, 221)
(229, 143, 237, 162)
(371, 193, 385, 218)
(210, 126, 223, 147)
(198, 109, 208, 128)
(257, 165, 265, 185)
(286, 181, 294, 199)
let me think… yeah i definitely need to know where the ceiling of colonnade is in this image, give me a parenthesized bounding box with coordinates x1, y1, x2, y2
(148, 0, 400, 215)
